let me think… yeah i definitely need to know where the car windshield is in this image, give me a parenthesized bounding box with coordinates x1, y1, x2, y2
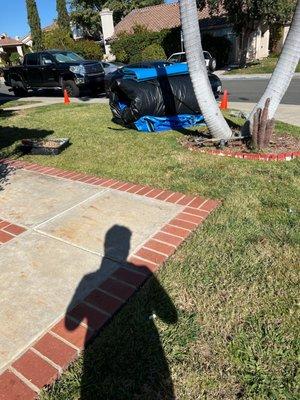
(52, 52, 85, 63)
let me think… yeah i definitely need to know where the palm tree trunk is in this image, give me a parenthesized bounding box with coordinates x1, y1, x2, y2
(179, 0, 232, 140)
(247, 0, 300, 130)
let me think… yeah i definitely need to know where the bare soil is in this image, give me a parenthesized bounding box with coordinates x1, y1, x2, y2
(182, 130, 300, 155)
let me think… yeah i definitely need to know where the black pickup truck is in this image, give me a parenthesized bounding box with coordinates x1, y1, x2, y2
(4, 50, 105, 97)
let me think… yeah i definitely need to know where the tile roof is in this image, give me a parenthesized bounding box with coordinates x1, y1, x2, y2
(114, 2, 226, 36)
(0, 36, 23, 46)
(22, 22, 57, 42)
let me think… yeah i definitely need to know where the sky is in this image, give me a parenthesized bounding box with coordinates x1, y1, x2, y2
(0, 0, 177, 39)
(0, 0, 57, 38)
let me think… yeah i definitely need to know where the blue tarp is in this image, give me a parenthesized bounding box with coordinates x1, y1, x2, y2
(134, 114, 205, 132)
(122, 63, 189, 82)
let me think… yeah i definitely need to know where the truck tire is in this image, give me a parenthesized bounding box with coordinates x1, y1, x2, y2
(62, 80, 80, 98)
(12, 87, 28, 97)
(209, 58, 217, 72)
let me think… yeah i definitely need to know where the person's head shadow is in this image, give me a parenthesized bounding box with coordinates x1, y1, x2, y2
(65, 224, 178, 399)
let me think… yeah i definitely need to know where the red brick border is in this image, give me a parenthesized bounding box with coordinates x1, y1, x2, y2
(197, 148, 300, 161)
(0, 220, 26, 245)
(0, 159, 220, 399)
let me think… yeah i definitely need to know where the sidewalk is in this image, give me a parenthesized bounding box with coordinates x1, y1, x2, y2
(0, 96, 109, 111)
(229, 101, 300, 126)
(0, 159, 218, 398)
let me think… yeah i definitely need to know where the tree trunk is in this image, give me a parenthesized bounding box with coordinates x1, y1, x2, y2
(246, 0, 300, 133)
(179, 0, 232, 140)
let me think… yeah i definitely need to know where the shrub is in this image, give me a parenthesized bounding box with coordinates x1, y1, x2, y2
(141, 44, 166, 61)
(9, 52, 21, 65)
(72, 40, 103, 60)
(43, 27, 103, 60)
(111, 25, 167, 63)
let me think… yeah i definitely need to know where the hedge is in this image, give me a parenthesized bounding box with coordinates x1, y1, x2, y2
(43, 27, 103, 60)
(111, 25, 181, 63)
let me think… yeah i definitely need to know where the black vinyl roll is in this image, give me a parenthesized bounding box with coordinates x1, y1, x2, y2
(109, 74, 202, 124)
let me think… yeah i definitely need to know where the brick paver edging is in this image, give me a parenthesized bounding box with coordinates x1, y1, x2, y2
(0, 159, 220, 399)
(198, 148, 300, 161)
(0, 220, 26, 245)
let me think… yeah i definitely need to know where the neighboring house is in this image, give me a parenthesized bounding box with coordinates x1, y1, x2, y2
(111, 2, 271, 66)
(22, 22, 83, 49)
(0, 34, 25, 64)
(22, 22, 58, 48)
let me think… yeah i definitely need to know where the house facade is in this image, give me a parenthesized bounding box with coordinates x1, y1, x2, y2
(110, 2, 271, 66)
(0, 34, 25, 64)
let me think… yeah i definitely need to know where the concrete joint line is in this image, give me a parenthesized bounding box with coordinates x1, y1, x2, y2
(30, 348, 62, 374)
(33, 190, 109, 230)
(9, 366, 40, 393)
(34, 230, 102, 256)
(66, 315, 92, 332)
(109, 275, 136, 289)
(49, 331, 80, 354)
(142, 243, 171, 257)
(82, 300, 111, 317)
(97, 288, 125, 302)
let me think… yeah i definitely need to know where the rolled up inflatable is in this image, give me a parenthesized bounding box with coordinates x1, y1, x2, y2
(122, 63, 189, 81)
(109, 74, 201, 125)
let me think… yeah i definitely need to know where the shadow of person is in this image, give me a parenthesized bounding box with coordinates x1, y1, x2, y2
(65, 225, 178, 400)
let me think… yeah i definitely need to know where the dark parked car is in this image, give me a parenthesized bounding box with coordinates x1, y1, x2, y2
(4, 50, 105, 97)
(104, 60, 222, 98)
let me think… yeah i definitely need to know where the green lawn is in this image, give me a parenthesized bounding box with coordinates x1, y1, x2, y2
(0, 100, 41, 109)
(226, 55, 300, 75)
(1, 104, 299, 399)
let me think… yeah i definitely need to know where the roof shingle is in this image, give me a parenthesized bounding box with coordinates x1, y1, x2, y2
(114, 2, 225, 36)
(0, 36, 23, 46)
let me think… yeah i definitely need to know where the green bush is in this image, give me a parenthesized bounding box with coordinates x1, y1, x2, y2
(72, 40, 103, 60)
(43, 27, 103, 60)
(111, 25, 169, 63)
(141, 43, 166, 61)
(9, 52, 21, 65)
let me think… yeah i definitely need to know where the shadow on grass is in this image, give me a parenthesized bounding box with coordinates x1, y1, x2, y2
(0, 125, 53, 156)
(65, 225, 178, 400)
(0, 124, 53, 190)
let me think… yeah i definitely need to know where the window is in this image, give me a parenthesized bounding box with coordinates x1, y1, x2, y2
(52, 52, 84, 63)
(26, 53, 39, 66)
(40, 54, 54, 65)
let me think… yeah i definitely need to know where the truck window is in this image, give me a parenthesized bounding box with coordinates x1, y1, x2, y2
(40, 54, 55, 65)
(26, 53, 39, 66)
(52, 52, 85, 63)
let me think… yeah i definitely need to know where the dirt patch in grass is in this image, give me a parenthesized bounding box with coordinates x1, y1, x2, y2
(182, 129, 300, 155)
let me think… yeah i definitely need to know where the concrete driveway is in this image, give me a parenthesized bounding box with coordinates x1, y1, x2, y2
(0, 160, 217, 398)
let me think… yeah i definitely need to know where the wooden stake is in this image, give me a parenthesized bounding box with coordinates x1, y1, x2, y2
(264, 118, 275, 147)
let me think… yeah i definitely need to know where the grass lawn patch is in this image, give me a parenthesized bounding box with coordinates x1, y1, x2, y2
(226, 55, 300, 75)
(1, 104, 299, 399)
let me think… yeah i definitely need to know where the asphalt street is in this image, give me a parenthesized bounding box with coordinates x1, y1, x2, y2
(0, 76, 299, 105)
(222, 76, 300, 105)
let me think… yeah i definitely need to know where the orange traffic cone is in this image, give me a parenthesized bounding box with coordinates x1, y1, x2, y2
(220, 89, 228, 110)
(64, 89, 70, 104)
